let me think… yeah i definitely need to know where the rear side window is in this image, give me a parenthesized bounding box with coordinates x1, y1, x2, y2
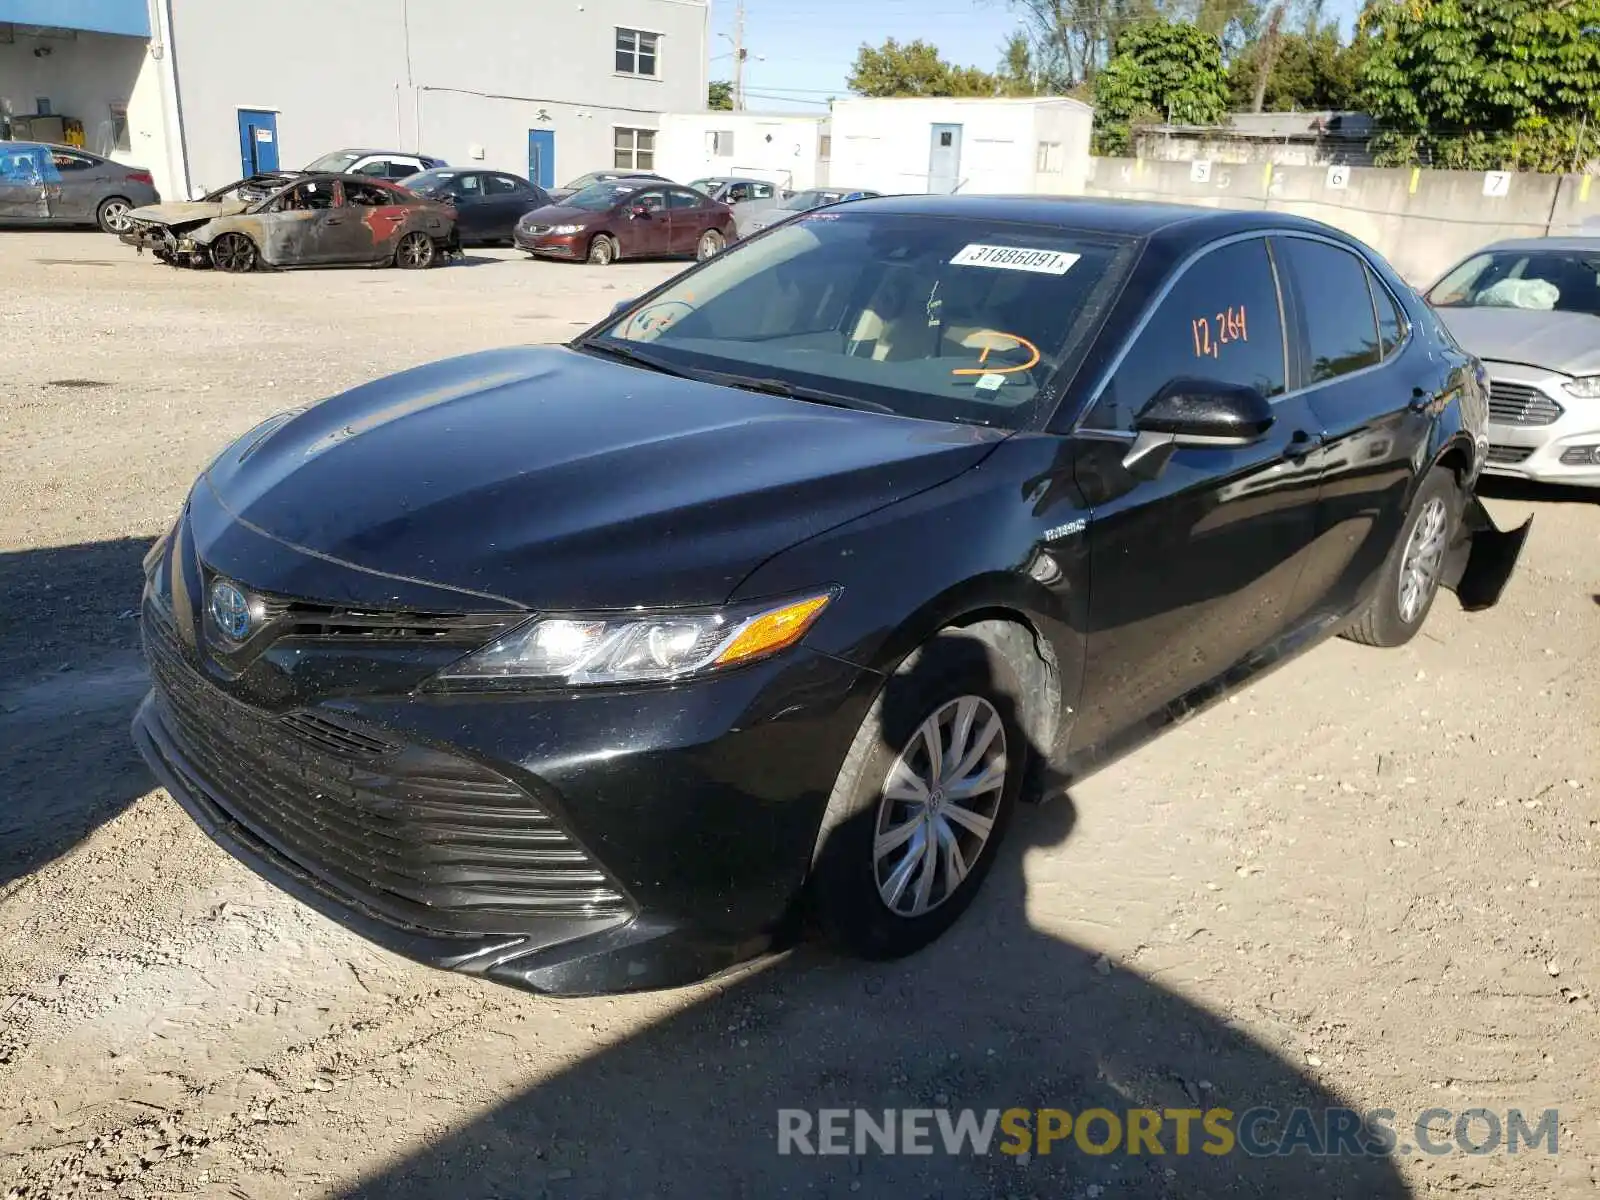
(667, 189, 703, 210)
(485, 174, 522, 195)
(1276, 237, 1381, 384)
(1371, 275, 1409, 358)
(1084, 238, 1287, 432)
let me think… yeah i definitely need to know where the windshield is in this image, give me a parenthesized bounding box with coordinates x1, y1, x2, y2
(586, 211, 1135, 429)
(1428, 249, 1600, 316)
(402, 168, 455, 195)
(304, 151, 364, 173)
(562, 172, 606, 190)
(689, 179, 722, 196)
(779, 191, 824, 211)
(564, 182, 641, 211)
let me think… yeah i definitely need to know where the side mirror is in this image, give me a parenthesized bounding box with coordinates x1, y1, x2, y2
(1121, 379, 1274, 477)
(629, 204, 651, 219)
(610, 299, 633, 316)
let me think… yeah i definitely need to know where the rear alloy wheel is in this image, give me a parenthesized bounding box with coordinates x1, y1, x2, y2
(96, 196, 133, 235)
(396, 231, 436, 269)
(808, 630, 1026, 960)
(587, 235, 617, 266)
(209, 232, 257, 274)
(1341, 465, 1462, 647)
(696, 230, 725, 261)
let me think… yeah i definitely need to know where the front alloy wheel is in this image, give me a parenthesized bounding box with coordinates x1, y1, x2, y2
(1341, 465, 1462, 647)
(874, 696, 1006, 917)
(808, 629, 1025, 960)
(210, 232, 256, 273)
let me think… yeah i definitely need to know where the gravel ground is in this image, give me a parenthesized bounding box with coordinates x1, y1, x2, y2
(1, 230, 1596, 1200)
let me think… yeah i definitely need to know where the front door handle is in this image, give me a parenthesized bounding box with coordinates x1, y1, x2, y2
(1283, 430, 1324, 463)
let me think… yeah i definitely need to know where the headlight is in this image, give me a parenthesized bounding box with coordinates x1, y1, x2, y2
(434, 590, 836, 687)
(551, 224, 585, 235)
(1562, 375, 1600, 398)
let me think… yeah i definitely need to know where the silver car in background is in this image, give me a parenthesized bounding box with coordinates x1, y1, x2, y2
(742, 187, 883, 236)
(1428, 237, 1600, 486)
(0, 141, 161, 233)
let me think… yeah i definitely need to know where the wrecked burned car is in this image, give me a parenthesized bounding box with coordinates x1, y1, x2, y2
(122, 173, 458, 271)
(133, 198, 1529, 997)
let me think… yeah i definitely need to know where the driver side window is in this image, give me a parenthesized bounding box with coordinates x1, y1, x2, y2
(1084, 238, 1287, 432)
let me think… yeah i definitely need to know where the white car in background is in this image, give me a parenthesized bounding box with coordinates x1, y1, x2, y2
(1428, 236, 1600, 486)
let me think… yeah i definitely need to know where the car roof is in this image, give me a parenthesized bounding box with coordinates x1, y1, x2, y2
(841, 194, 1345, 240)
(1, 140, 99, 157)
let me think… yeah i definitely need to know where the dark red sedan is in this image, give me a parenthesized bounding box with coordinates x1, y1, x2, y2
(514, 180, 735, 265)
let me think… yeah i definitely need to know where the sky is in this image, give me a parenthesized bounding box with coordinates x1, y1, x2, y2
(706, 0, 1362, 112)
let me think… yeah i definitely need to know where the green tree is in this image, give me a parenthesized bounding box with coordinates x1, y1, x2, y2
(708, 80, 733, 111)
(996, 30, 1043, 95)
(1227, 25, 1366, 111)
(1093, 18, 1230, 154)
(847, 38, 999, 97)
(1358, 0, 1600, 170)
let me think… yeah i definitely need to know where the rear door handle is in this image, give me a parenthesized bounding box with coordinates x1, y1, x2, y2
(1283, 430, 1324, 463)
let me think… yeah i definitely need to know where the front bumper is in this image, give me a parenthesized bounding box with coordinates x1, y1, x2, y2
(1482, 366, 1600, 487)
(131, 559, 874, 995)
(514, 227, 582, 257)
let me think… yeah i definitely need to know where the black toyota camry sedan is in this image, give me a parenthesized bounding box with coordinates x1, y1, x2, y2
(133, 197, 1528, 995)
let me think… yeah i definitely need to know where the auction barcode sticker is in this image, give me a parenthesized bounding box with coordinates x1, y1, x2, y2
(950, 244, 1080, 274)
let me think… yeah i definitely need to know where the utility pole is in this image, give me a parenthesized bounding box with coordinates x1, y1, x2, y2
(732, 0, 746, 111)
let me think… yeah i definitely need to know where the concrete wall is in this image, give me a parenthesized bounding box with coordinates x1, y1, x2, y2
(1083, 157, 1600, 285)
(0, 30, 167, 169)
(166, 0, 708, 196)
(657, 112, 827, 191)
(830, 97, 1091, 197)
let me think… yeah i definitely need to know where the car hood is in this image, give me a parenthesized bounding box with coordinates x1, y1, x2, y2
(519, 203, 599, 225)
(128, 200, 246, 228)
(204, 345, 1001, 609)
(1433, 305, 1600, 375)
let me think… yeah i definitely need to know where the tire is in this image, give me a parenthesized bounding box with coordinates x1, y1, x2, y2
(209, 232, 257, 274)
(696, 229, 725, 261)
(587, 234, 617, 266)
(395, 231, 436, 269)
(96, 196, 134, 235)
(808, 629, 1027, 960)
(1342, 465, 1462, 647)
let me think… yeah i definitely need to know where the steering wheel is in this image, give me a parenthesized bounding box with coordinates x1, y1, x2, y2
(949, 330, 1042, 378)
(619, 299, 697, 339)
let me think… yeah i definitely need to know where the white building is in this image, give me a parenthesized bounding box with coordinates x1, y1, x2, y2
(656, 111, 831, 192)
(0, 0, 709, 200)
(828, 96, 1093, 197)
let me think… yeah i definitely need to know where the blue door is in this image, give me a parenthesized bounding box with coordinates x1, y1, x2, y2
(237, 110, 280, 176)
(527, 129, 555, 189)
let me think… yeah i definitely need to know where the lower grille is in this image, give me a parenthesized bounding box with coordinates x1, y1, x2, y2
(1488, 382, 1563, 427)
(1486, 443, 1535, 465)
(142, 603, 629, 933)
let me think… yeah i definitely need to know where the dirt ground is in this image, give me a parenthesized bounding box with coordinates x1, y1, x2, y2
(1, 230, 1596, 1200)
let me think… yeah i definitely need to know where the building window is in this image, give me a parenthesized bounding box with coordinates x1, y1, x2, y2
(819, 135, 832, 159)
(707, 129, 734, 157)
(1036, 141, 1063, 173)
(614, 127, 656, 170)
(616, 28, 659, 76)
(109, 103, 130, 153)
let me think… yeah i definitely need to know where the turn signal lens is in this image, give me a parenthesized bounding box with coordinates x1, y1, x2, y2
(713, 594, 833, 667)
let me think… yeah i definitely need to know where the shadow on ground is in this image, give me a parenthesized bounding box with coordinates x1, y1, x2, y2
(340, 632, 1410, 1199)
(340, 798, 1408, 1198)
(0, 536, 155, 889)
